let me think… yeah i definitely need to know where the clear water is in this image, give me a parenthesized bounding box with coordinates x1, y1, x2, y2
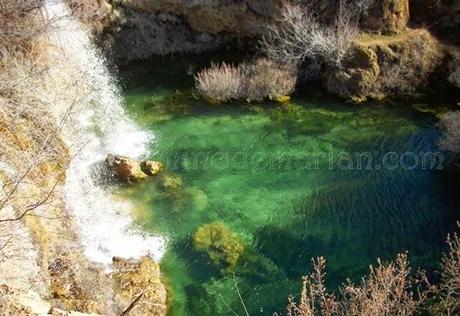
(119, 58, 459, 315)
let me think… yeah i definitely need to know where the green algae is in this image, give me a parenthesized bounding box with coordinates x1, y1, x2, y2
(193, 221, 245, 273)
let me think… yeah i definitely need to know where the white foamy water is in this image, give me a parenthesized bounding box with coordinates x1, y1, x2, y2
(42, 0, 166, 264)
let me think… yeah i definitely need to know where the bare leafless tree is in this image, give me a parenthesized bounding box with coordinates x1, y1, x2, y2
(437, 224, 460, 315)
(261, 0, 374, 68)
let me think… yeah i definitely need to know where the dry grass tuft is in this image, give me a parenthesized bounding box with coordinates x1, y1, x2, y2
(195, 62, 243, 103)
(195, 58, 297, 103)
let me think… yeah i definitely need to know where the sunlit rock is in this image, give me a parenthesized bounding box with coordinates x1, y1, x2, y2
(106, 154, 163, 182)
(140, 160, 163, 176)
(111, 257, 167, 316)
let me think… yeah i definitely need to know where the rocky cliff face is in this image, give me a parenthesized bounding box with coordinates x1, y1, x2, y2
(326, 29, 445, 102)
(360, 0, 410, 34)
(67, 0, 279, 63)
(69, 0, 457, 98)
(80, 0, 415, 63)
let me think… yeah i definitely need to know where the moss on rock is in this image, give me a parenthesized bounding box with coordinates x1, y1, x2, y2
(193, 221, 245, 272)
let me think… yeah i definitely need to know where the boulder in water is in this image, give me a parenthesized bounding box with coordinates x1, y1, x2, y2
(140, 160, 163, 176)
(106, 154, 163, 182)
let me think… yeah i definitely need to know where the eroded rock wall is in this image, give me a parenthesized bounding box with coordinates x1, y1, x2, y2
(326, 29, 444, 102)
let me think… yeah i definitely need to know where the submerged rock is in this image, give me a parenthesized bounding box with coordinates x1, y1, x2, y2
(140, 160, 163, 176)
(106, 154, 163, 182)
(159, 174, 183, 191)
(193, 221, 245, 273)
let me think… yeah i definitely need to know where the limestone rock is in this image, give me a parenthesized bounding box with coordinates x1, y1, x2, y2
(123, 0, 276, 37)
(106, 154, 163, 182)
(111, 257, 167, 316)
(361, 0, 410, 34)
(326, 29, 444, 102)
(0, 285, 99, 316)
(140, 160, 163, 176)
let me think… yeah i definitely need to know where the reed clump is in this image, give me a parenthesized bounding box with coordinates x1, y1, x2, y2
(195, 58, 297, 104)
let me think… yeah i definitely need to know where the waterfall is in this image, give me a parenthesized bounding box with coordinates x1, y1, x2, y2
(42, 0, 166, 264)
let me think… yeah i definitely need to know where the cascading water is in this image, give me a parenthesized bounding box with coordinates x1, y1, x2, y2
(42, 0, 165, 264)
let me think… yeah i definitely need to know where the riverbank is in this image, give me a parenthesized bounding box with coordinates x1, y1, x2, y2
(0, 1, 167, 314)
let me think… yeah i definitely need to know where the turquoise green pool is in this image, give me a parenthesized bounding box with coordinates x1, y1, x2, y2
(120, 58, 459, 315)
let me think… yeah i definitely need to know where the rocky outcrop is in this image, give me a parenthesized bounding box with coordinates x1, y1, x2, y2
(66, 0, 280, 63)
(361, 0, 410, 34)
(326, 28, 444, 102)
(111, 257, 167, 316)
(122, 0, 277, 37)
(0, 284, 98, 316)
(106, 154, 163, 182)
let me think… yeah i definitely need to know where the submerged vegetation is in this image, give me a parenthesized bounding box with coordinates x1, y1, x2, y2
(193, 221, 245, 273)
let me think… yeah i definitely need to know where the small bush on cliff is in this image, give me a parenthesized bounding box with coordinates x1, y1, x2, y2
(195, 58, 297, 103)
(261, 0, 373, 68)
(193, 221, 244, 272)
(380, 31, 443, 98)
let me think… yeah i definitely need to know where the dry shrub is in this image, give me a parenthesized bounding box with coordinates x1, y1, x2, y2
(195, 58, 297, 103)
(341, 253, 428, 316)
(64, 0, 111, 23)
(437, 224, 460, 315)
(439, 111, 460, 154)
(286, 257, 339, 316)
(286, 254, 429, 316)
(194, 62, 243, 103)
(287, 225, 460, 316)
(261, 0, 373, 68)
(244, 58, 297, 101)
(380, 30, 443, 97)
(0, 0, 70, 250)
(0, 0, 44, 53)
